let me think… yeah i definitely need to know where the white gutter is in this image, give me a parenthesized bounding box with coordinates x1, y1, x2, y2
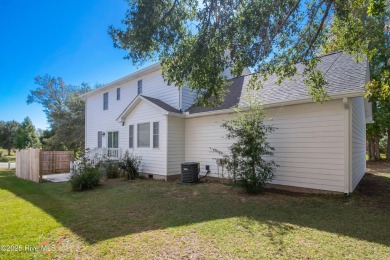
(185, 108, 236, 118)
(185, 91, 365, 118)
(166, 112, 186, 118)
(114, 90, 366, 121)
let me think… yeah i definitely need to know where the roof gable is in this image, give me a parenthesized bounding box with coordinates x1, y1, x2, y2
(117, 95, 182, 122)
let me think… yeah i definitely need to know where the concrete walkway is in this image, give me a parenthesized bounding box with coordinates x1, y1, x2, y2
(0, 162, 16, 169)
(42, 173, 71, 182)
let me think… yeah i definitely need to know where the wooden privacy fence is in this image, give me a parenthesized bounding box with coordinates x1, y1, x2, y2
(16, 149, 41, 183)
(16, 149, 74, 183)
(41, 151, 74, 174)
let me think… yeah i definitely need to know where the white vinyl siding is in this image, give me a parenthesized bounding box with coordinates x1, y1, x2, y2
(167, 117, 185, 176)
(181, 86, 196, 111)
(351, 97, 366, 190)
(185, 100, 346, 192)
(85, 64, 365, 191)
(123, 100, 167, 175)
(85, 68, 179, 151)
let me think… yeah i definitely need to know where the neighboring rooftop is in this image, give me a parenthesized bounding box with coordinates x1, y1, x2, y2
(187, 52, 368, 114)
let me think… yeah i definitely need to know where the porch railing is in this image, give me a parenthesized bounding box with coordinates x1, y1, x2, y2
(86, 147, 122, 166)
(71, 147, 145, 175)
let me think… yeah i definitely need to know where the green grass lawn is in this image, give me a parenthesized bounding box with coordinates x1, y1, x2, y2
(366, 153, 387, 161)
(0, 149, 16, 162)
(0, 167, 389, 259)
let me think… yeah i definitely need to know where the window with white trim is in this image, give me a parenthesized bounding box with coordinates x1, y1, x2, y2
(98, 131, 102, 148)
(108, 131, 119, 148)
(129, 125, 134, 148)
(153, 122, 159, 148)
(117, 88, 121, 100)
(137, 123, 150, 147)
(103, 92, 108, 110)
(137, 80, 142, 95)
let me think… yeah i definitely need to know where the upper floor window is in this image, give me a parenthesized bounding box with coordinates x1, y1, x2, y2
(117, 88, 121, 100)
(137, 80, 142, 95)
(103, 92, 108, 110)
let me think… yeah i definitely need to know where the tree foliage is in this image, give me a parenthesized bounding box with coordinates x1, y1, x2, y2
(27, 75, 93, 154)
(14, 117, 40, 150)
(109, 0, 388, 106)
(0, 120, 19, 155)
(324, 0, 389, 160)
(213, 94, 276, 194)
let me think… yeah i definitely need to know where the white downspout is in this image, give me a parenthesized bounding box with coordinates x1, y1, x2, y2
(343, 98, 352, 194)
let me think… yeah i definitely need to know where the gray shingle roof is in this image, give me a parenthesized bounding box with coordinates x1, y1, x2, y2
(244, 52, 368, 105)
(186, 76, 246, 114)
(187, 52, 368, 114)
(141, 95, 182, 113)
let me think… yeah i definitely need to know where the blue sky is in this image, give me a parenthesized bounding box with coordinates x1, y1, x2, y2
(0, 0, 152, 129)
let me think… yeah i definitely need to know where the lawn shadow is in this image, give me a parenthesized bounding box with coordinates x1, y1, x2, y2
(0, 170, 389, 246)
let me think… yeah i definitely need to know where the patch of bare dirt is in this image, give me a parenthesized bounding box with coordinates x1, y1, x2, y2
(366, 160, 390, 174)
(354, 161, 390, 209)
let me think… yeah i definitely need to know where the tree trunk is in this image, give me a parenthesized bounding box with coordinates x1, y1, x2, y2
(387, 129, 390, 161)
(375, 136, 381, 160)
(7, 148, 11, 156)
(369, 140, 376, 161)
(367, 141, 372, 161)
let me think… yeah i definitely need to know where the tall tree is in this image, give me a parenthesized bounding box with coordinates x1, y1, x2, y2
(27, 75, 92, 154)
(14, 117, 40, 150)
(366, 71, 390, 160)
(213, 94, 276, 194)
(0, 120, 19, 155)
(323, 0, 390, 160)
(109, 0, 389, 106)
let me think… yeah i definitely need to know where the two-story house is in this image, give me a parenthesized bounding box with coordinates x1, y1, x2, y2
(83, 52, 372, 194)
